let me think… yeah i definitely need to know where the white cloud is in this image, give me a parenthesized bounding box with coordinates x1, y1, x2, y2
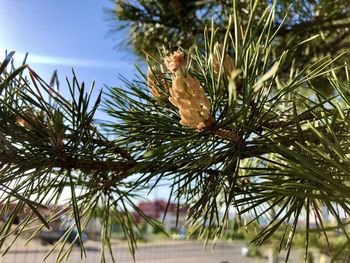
(0, 50, 133, 70)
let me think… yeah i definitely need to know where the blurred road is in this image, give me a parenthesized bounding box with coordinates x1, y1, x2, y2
(0, 239, 304, 263)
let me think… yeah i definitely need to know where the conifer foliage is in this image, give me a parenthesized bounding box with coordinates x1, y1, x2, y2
(1, 1, 350, 262)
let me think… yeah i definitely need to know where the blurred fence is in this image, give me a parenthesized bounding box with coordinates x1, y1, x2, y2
(0, 238, 312, 263)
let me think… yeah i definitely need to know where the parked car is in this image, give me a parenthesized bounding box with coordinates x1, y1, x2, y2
(38, 227, 87, 245)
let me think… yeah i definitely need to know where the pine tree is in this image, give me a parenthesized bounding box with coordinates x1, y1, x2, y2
(112, 0, 350, 62)
(1, 1, 350, 262)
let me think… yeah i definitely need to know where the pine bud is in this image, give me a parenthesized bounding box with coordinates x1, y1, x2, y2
(211, 53, 235, 77)
(164, 51, 186, 73)
(147, 71, 169, 99)
(170, 75, 214, 130)
(16, 116, 28, 128)
(16, 110, 37, 129)
(210, 43, 235, 77)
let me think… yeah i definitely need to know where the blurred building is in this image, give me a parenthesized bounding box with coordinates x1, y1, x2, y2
(134, 200, 189, 232)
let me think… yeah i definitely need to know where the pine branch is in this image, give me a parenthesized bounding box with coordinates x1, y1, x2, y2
(2, 3, 350, 262)
(0, 151, 133, 174)
(83, 137, 133, 161)
(52, 158, 133, 174)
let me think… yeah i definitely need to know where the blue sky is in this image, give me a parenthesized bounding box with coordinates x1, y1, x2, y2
(0, 0, 144, 92)
(0, 1, 168, 201)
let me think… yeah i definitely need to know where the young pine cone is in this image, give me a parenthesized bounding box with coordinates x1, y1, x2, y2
(169, 75, 214, 130)
(210, 52, 235, 77)
(164, 50, 215, 129)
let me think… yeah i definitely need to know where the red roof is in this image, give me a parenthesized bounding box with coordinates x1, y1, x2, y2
(133, 200, 189, 222)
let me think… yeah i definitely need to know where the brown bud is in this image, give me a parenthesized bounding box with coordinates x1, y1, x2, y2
(211, 53, 235, 77)
(16, 116, 28, 128)
(164, 51, 186, 73)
